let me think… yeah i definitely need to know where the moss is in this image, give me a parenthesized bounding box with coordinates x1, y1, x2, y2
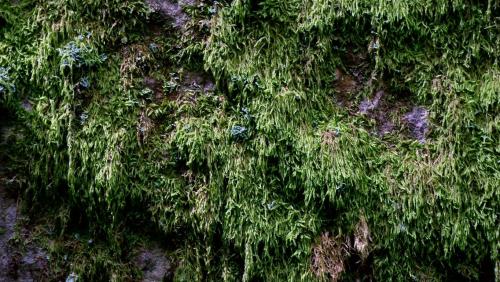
(0, 0, 498, 280)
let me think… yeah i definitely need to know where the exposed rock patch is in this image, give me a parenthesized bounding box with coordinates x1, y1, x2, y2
(359, 90, 384, 114)
(134, 245, 173, 281)
(0, 183, 49, 282)
(0, 116, 49, 281)
(333, 49, 430, 143)
(356, 89, 429, 143)
(403, 107, 429, 144)
(357, 90, 407, 138)
(178, 0, 198, 7)
(146, 0, 190, 28)
(21, 99, 32, 112)
(15, 246, 49, 281)
(0, 186, 17, 281)
(144, 76, 164, 102)
(181, 71, 215, 93)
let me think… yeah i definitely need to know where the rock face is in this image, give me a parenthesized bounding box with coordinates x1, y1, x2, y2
(182, 72, 215, 93)
(146, 0, 190, 28)
(355, 89, 430, 143)
(0, 115, 17, 281)
(0, 116, 48, 282)
(358, 90, 384, 114)
(134, 245, 173, 282)
(0, 184, 49, 282)
(404, 107, 429, 144)
(0, 186, 17, 280)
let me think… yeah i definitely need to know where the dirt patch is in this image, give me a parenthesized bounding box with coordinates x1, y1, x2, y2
(333, 49, 372, 111)
(0, 125, 14, 146)
(134, 244, 173, 281)
(161, 71, 215, 104)
(144, 70, 214, 98)
(334, 68, 359, 99)
(121, 44, 154, 88)
(0, 110, 15, 146)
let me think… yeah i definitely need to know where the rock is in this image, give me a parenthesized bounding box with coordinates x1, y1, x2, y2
(0, 177, 48, 281)
(134, 246, 173, 281)
(146, 0, 190, 28)
(21, 99, 32, 112)
(404, 107, 429, 144)
(178, 0, 197, 7)
(358, 90, 384, 114)
(0, 185, 18, 281)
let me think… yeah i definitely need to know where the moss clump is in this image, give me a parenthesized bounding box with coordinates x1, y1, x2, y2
(1, 0, 498, 280)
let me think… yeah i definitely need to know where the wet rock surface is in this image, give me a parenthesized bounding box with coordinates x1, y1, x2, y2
(146, 0, 191, 28)
(144, 76, 164, 102)
(0, 185, 17, 280)
(357, 90, 429, 142)
(144, 71, 215, 103)
(333, 51, 371, 108)
(181, 71, 215, 93)
(134, 245, 173, 281)
(0, 182, 49, 282)
(332, 49, 430, 143)
(358, 90, 384, 114)
(403, 107, 429, 144)
(0, 115, 49, 281)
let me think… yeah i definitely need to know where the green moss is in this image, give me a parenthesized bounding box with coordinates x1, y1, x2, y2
(1, 0, 498, 280)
